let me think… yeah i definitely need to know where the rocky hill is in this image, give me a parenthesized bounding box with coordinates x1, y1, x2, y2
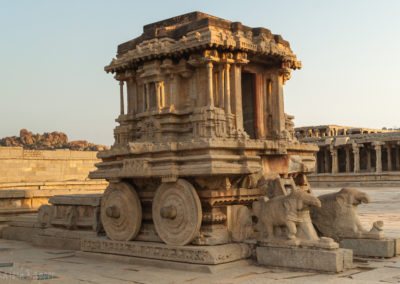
(0, 129, 109, 151)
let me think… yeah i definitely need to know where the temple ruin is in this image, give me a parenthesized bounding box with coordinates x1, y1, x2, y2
(3, 12, 399, 274)
(87, 11, 319, 248)
(296, 125, 400, 186)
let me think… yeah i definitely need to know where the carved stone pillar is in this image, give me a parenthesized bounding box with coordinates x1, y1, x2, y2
(224, 63, 231, 114)
(218, 66, 225, 108)
(374, 143, 383, 173)
(315, 152, 320, 173)
(386, 145, 392, 171)
(271, 71, 285, 136)
(254, 74, 264, 139)
(396, 145, 400, 171)
(330, 148, 338, 174)
(366, 148, 372, 172)
(324, 148, 330, 173)
(145, 83, 150, 111)
(119, 81, 125, 115)
(127, 77, 137, 114)
(352, 143, 360, 173)
(345, 147, 351, 173)
(156, 82, 165, 109)
(232, 64, 243, 131)
(206, 62, 214, 107)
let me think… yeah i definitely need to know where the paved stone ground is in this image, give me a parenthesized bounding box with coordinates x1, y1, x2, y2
(0, 187, 399, 284)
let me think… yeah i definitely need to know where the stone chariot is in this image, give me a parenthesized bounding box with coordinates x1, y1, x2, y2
(89, 12, 317, 247)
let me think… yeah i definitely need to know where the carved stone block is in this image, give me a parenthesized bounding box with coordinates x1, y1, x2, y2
(38, 194, 102, 232)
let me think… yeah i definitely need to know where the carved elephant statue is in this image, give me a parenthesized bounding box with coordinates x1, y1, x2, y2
(253, 189, 321, 240)
(310, 188, 383, 241)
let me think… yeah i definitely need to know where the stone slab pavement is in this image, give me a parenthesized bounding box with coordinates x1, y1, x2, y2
(0, 186, 399, 284)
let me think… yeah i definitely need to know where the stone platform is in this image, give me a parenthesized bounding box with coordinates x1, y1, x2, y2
(0, 188, 105, 217)
(340, 238, 399, 258)
(256, 244, 353, 273)
(309, 172, 400, 187)
(81, 238, 252, 265)
(5, 238, 400, 283)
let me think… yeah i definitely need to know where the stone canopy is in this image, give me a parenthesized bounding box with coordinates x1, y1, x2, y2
(105, 11, 301, 74)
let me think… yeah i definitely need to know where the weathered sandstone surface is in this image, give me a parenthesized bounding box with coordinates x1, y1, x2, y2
(0, 129, 109, 151)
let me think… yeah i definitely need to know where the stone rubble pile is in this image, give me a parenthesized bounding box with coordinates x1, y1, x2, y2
(0, 129, 109, 151)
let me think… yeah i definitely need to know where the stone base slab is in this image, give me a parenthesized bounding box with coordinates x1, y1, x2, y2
(32, 228, 99, 250)
(396, 238, 400, 255)
(32, 235, 82, 250)
(1, 226, 42, 242)
(256, 246, 353, 273)
(76, 251, 253, 273)
(258, 237, 338, 250)
(308, 172, 400, 188)
(0, 188, 105, 216)
(81, 238, 251, 265)
(340, 238, 396, 258)
(40, 228, 98, 240)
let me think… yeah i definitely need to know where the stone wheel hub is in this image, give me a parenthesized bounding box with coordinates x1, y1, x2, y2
(101, 182, 142, 241)
(152, 179, 202, 246)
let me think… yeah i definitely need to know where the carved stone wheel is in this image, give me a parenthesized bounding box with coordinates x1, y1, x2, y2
(152, 179, 202, 246)
(101, 182, 142, 241)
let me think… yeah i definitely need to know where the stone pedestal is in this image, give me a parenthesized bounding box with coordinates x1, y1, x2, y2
(46, 194, 102, 231)
(256, 245, 353, 273)
(340, 238, 397, 258)
(81, 238, 251, 265)
(33, 228, 98, 250)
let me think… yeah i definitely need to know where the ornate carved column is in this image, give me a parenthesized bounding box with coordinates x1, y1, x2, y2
(386, 145, 392, 171)
(352, 143, 361, 173)
(271, 71, 285, 136)
(345, 147, 351, 173)
(366, 147, 372, 172)
(324, 148, 330, 173)
(119, 80, 125, 115)
(232, 63, 243, 131)
(254, 74, 264, 139)
(218, 65, 225, 108)
(374, 142, 383, 173)
(145, 83, 150, 111)
(155, 82, 165, 109)
(206, 62, 214, 107)
(224, 63, 231, 114)
(330, 147, 338, 174)
(126, 76, 137, 114)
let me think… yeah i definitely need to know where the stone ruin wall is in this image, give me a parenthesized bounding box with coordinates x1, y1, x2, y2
(0, 147, 107, 214)
(0, 147, 103, 186)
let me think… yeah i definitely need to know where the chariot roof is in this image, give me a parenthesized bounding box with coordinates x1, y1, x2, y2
(105, 11, 301, 73)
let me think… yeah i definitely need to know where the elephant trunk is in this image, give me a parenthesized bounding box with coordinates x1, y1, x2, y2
(310, 197, 321, 208)
(360, 193, 371, 204)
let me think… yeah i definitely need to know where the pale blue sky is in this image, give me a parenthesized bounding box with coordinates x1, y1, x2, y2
(1, 0, 399, 145)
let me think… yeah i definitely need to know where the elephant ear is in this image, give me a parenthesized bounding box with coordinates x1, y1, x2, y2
(252, 200, 261, 217)
(297, 198, 303, 210)
(283, 199, 293, 213)
(335, 193, 346, 207)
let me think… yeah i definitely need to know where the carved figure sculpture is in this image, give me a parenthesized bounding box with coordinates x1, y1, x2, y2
(310, 188, 384, 241)
(253, 190, 321, 240)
